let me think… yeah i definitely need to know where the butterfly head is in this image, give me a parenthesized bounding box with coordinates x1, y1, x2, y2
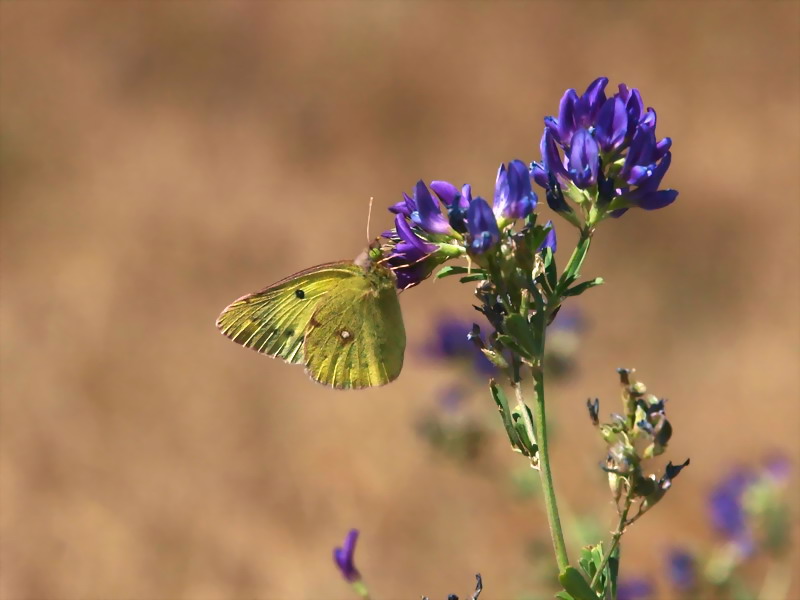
(355, 239, 388, 269)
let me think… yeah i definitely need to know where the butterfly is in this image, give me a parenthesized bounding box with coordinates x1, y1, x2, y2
(216, 244, 405, 389)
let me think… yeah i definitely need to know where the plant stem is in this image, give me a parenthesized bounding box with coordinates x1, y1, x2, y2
(590, 494, 633, 590)
(531, 344, 570, 572)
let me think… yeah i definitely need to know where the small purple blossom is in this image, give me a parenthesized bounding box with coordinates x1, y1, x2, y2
(532, 78, 677, 224)
(410, 180, 453, 235)
(617, 578, 653, 600)
(539, 220, 557, 253)
(764, 453, 791, 482)
(667, 548, 696, 591)
(494, 160, 537, 220)
(709, 467, 756, 555)
(568, 128, 600, 188)
(467, 197, 500, 254)
(385, 214, 439, 289)
(427, 318, 496, 376)
(333, 529, 361, 583)
(431, 180, 472, 233)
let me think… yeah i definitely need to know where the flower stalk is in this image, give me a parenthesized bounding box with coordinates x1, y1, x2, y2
(530, 327, 570, 572)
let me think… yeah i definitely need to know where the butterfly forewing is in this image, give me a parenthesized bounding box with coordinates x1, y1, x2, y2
(216, 263, 359, 363)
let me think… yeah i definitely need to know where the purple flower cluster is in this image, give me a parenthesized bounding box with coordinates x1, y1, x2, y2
(385, 160, 548, 288)
(531, 77, 677, 222)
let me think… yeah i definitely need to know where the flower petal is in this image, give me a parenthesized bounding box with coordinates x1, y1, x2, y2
(466, 197, 500, 254)
(411, 180, 452, 235)
(568, 128, 600, 188)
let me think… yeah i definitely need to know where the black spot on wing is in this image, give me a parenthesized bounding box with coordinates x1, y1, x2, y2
(295, 289, 305, 299)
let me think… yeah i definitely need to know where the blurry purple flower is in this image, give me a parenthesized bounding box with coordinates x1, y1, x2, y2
(333, 529, 361, 583)
(427, 318, 496, 376)
(667, 548, 696, 591)
(550, 306, 584, 332)
(709, 467, 756, 556)
(438, 384, 467, 412)
(617, 577, 654, 600)
(467, 197, 500, 254)
(763, 453, 791, 483)
(494, 160, 537, 220)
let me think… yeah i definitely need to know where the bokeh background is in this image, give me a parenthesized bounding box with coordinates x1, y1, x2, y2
(1, 2, 798, 599)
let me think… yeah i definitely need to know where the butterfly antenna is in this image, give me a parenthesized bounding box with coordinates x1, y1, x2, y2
(366, 196, 374, 244)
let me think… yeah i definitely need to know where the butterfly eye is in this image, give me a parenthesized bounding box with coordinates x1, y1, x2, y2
(295, 289, 305, 299)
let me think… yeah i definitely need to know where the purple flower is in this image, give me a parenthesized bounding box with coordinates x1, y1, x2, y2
(709, 467, 756, 555)
(545, 77, 609, 147)
(431, 180, 472, 233)
(550, 306, 584, 332)
(667, 548, 696, 591)
(764, 453, 791, 483)
(409, 180, 453, 235)
(385, 215, 439, 289)
(493, 160, 537, 220)
(333, 529, 361, 583)
(533, 78, 677, 225)
(389, 191, 415, 217)
(568, 128, 600, 188)
(539, 220, 557, 253)
(427, 318, 496, 375)
(617, 578, 654, 600)
(467, 197, 500, 254)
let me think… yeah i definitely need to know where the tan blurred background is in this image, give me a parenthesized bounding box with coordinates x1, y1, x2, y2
(1, 2, 798, 599)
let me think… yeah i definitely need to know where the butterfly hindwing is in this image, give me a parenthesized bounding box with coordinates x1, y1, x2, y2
(216, 263, 360, 363)
(303, 269, 405, 389)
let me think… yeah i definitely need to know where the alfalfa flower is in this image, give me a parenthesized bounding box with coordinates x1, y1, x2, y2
(531, 77, 677, 228)
(493, 160, 537, 221)
(333, 528, 362, 583)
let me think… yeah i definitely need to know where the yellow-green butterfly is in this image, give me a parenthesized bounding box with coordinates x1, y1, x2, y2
(216, 244, 405, 389)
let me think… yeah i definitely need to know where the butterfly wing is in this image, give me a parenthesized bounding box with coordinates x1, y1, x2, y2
(303, 269, 405, 389)
(216, 263, 360, 364)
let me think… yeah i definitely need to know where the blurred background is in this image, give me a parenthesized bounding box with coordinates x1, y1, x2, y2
(1, 2, 798, 599)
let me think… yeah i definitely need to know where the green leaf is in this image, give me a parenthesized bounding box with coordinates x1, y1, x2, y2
(562, 234, 592, 285)
(504, 314, 539, 360)
(607, 547, 619, 600)
(490, 381, 524, 453)
(460, 273, 489, 283)
(496, 334, 533, 362)
(558, 567, 600, 600)
(544, 247, 558, 291)
(555, 593, 575, 600)
(564, 277, 604, 298)
(511, 406, 537, 458)
(435, 265, 486, 279)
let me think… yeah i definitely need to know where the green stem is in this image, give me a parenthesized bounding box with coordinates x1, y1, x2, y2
(591, 494, 633, 590)
(531, 341, 570, 572)
(352, 580, 371, 600)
